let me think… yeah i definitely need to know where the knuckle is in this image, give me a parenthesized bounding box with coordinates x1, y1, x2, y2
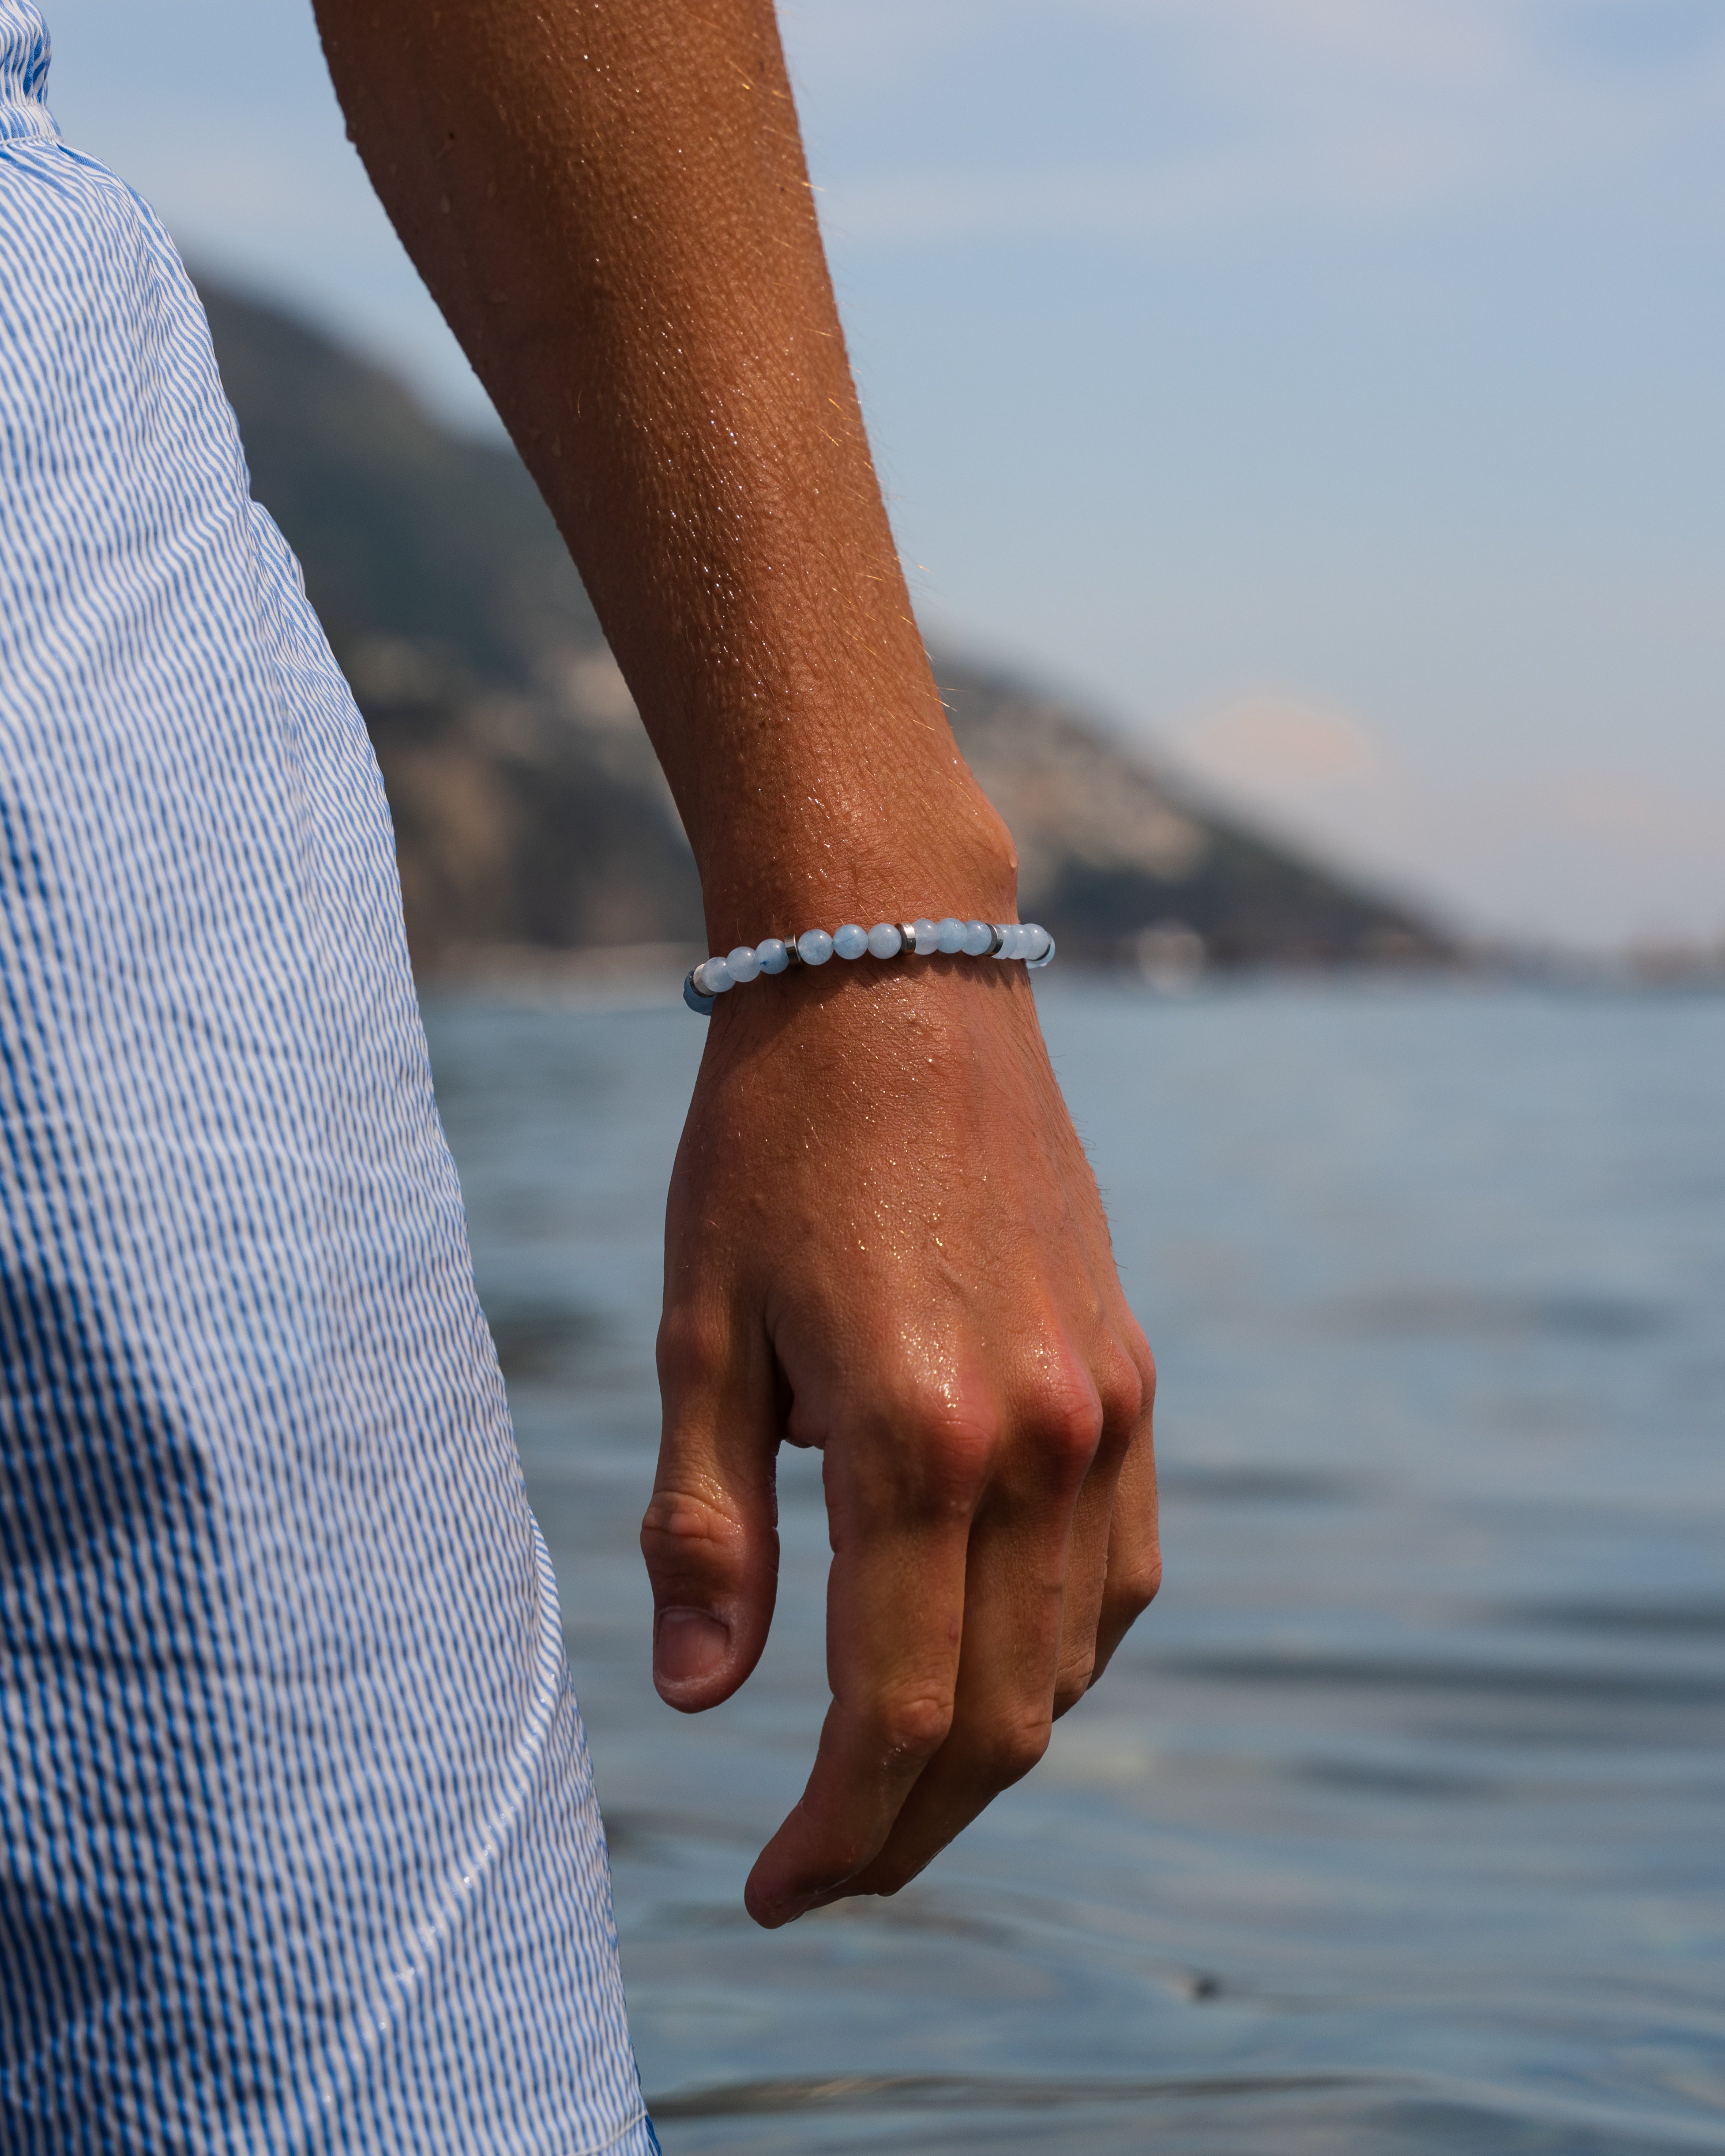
(655, 1307, 727, 1394)
(639, 1484, 746, 1582)
(888, 1392, 1000, 1510)
(1117, 1312, 1158, 1410)
(869, 1683, 956, 1765)
(1120, 1311, 1157, 1393)
(982, 1712, 1053, 1787)
(1023, 1375, 1105, 1484)
(1052, 1657, 1096, 1719)
(1109, 1547, 1164, 1625)
(1095, 1344, 1146, 1441)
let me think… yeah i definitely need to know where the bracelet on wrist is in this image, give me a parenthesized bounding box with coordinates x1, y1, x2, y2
(683, 916, 1055, 1015)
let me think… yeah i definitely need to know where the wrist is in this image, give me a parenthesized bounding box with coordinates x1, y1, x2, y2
(692, 766, 1018, 954)
(620, 605, 1018, 943)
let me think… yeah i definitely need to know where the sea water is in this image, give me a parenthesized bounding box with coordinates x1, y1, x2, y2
(422, 981, 1725, 2155)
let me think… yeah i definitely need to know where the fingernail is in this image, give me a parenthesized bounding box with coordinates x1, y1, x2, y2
(654, 1608, 730, 1687)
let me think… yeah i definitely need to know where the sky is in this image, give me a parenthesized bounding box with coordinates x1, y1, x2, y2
(44, 0, 1725, 950)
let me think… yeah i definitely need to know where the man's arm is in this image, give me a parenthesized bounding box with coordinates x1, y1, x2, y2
(314, 0, 1159, 1927)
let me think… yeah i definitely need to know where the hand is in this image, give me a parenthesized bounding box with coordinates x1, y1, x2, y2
(641, 954, 1160, 1927)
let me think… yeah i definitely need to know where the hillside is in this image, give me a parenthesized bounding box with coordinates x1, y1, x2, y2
(199, 278, 1449, 973)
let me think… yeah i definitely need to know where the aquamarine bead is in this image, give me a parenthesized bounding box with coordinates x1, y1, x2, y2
(1023, 924, 1051, 962)
(936, 916, 966, 954)
(867, 922, 903, 958)
(990, 925, 1012, 958)
(912, 918, 939, 954)
(833, 923, 868, 960)
(726, 944, 762, 983)
(756, 938, 789, 974)
(797, 928, 834, 965)
(698, 957, 734, 992)
(962, 920, 993, 957)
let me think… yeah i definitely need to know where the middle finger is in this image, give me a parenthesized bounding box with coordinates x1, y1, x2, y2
(831, 1377, 1109, 1899)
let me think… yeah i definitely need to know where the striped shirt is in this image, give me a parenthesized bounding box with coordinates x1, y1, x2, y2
(0, 5, 654, 2147)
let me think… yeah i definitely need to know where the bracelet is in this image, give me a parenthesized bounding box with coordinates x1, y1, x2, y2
(684, 917, 1056, 1015)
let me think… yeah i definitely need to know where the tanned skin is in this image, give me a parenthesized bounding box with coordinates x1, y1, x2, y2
(313, 0, 1159, 1930)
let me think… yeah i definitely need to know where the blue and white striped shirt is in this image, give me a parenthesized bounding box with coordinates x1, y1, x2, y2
(0, 6, 654, 2146)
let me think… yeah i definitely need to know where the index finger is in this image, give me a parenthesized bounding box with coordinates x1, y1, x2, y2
(743, 1397, 991, 1928)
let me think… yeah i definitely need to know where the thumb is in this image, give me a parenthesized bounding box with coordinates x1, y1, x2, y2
(642, 1316, 780, 1712)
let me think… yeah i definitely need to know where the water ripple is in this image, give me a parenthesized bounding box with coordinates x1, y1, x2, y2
(1152, 1649, 1725, 1705)
(646, 2068, 1392, 2118)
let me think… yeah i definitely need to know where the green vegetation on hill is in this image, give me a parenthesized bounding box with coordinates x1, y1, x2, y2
(199, 277, 1450, 973)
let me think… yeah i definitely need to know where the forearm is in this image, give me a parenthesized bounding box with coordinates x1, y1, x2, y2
(312, 0, 1014, 940)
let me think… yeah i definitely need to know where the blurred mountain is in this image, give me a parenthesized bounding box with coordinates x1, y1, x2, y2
(199, 278, 1451, 974)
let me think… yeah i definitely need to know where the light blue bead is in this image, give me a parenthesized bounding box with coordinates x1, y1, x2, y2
(867, 922, 903, 958)
(912, 917, 938, 954)
(991, 925, 1013, 958)
(726, 944, 762, 983)
(1023, 924, 1051, 962)
(756, 938, 789, 974)
(699, 956, 734, 992)
(797, 928, 834, 965)
(962, 920, 993, 957)
(936, 916, 966, 954)
(833, 923, 868, 960)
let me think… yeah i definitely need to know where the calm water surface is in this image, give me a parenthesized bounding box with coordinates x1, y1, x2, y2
(422, 982, 1725, 2156)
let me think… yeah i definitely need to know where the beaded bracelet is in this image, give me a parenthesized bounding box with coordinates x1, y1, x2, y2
(684, 917, 1055, 1014)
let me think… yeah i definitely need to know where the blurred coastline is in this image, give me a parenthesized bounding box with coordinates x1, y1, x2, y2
(202, 274, 1457, 982)
(423, 932, 1725, 1017)
(199, 274, 1722, 995)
